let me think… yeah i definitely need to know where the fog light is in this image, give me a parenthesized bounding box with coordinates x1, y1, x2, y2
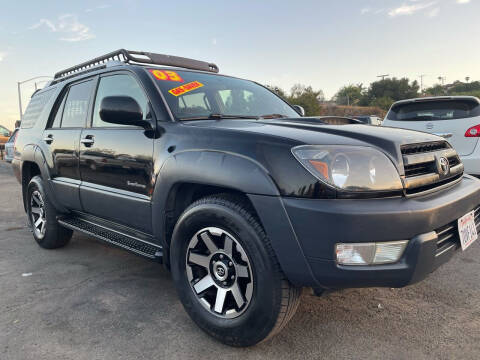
(336, 241, 408, 265)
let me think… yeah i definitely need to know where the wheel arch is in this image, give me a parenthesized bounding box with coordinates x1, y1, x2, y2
(20, 145, 67, 213)
(152, 150, 280, 265)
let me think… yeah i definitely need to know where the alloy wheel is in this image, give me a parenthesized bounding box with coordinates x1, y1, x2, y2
(185, 227, 254, 318)
(30, 190, 46, 239)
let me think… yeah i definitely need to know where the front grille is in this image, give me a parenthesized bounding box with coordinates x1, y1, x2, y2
(401, 141, 464, 195)
(401, 141, 449, 155)
(435, 206, 480, 256)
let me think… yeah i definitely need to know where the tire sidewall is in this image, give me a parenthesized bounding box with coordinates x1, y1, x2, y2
(170, 201, 283, 346)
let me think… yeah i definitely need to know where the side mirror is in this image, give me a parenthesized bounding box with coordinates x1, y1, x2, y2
(292, 105, 305, 117)
(99, 96, 152, 129)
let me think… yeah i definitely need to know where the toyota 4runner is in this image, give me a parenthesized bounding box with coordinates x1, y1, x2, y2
(12, 50, 480, 347)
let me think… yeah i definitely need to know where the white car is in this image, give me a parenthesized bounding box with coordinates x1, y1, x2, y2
(383, 96, 480, 176)
(4, 128, 18, 163)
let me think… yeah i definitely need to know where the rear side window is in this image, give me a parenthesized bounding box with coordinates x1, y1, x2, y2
(61, 80, 94, 128)
(387, 99, 480, 121)
(21, 89, 54, 129)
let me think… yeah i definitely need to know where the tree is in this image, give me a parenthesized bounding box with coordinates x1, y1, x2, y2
(363, 77, 419, 109)
(288, 84, 324, 116)
(334, 84, 364, 106)
(265, 85, 288, 100)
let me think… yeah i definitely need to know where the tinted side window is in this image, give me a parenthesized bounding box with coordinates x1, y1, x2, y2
(49, 91, 67, 128)
(21, 89, 54, 129)
(92, 74, 149, 127)
(61, 80, 94, 128)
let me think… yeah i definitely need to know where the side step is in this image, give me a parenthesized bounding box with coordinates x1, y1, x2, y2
(58, 216, 163, 262)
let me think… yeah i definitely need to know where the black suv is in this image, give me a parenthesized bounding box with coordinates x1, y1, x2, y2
(12, 50, 480, 346)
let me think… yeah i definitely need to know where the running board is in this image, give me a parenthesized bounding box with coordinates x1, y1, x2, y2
(58, 216, 163, 262)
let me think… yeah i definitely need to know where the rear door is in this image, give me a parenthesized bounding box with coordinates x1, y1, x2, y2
(43, 79, 95, 211)
(384, 98, 480, 156)
(78, 72, 154, 233)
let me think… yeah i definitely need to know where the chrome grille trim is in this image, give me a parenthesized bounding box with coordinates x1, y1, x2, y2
(401, 141, 464, 195)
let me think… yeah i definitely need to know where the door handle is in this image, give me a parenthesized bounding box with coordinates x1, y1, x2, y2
(80, 136, 95, 146)
(43, 134, 54, 144)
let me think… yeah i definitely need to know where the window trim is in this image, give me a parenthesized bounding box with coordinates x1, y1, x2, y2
(47, 76, 97, 130)
(88, 70, 155, 129)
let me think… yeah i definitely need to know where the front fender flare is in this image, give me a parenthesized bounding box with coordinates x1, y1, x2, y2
(152, 150, 279, 243)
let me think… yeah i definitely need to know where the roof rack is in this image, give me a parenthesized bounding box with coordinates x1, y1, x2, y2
(53, 49, 219, 80)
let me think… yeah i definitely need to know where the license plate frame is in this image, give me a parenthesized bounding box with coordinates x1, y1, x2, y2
(458, 210, 478, 251)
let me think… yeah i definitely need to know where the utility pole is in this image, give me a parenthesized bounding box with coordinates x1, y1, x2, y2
(377, 74, 389, 81)
(437, 76, 446, 85)
(419, 74, 426, 94)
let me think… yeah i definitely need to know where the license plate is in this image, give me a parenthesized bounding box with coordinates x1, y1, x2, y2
(458, 211, 478, 251)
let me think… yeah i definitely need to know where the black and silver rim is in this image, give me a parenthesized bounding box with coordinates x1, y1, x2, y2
(186, 227, 254, 319)
(30, 190, 46, 238)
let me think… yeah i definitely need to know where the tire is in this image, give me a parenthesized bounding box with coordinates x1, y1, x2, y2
(26, 175, 73, 249)
(170, 194, 302, 347)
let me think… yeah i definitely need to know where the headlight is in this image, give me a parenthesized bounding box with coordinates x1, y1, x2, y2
(292, 145, 402, 192)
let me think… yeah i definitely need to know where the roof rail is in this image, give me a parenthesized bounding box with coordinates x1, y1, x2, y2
(53, 49, 219, 80)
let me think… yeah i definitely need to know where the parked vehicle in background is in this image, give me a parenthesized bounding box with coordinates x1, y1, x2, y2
(0, 125, 11, 145)
(4, 128, 18, 163)
(383, 96, 480, 176)
(354, 115, 383, 126)
(11, 50, 480, 347)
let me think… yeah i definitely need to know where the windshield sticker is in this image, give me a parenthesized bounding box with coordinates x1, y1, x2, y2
(150, 69, 184, 82)
(169, 81, 204, 96)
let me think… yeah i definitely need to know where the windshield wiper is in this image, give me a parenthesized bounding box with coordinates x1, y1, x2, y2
(180, 113, 259, 121)
(259, 114, 288, 119)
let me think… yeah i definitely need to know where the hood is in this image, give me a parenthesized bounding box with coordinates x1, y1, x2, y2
(184, 117, 445, 167)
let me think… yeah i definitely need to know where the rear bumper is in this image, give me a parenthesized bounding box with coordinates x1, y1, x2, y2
(460, 152, 480, 175)
(250, 175, 480, 289)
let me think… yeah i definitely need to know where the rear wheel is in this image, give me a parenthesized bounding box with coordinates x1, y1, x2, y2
(170, 194, 302, 347)
(26, 176, 73, 249)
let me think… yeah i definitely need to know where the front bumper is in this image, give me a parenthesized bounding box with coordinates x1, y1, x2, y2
(249, 175, 480, 289)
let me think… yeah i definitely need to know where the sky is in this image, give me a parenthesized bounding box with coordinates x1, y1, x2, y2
(0, 0, 479, 130)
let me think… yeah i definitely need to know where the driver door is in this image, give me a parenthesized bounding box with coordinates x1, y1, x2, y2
(79, 72, 154, 233)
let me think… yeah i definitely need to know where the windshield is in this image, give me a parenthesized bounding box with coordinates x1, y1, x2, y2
(387, 99, 480, 121)
(148, 69, 299, 120)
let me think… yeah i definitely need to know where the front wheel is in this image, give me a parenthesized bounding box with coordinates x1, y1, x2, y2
(170, 195, 302, 347)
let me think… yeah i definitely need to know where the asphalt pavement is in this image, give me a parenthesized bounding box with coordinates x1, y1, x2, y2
(0, 161, 479, 360)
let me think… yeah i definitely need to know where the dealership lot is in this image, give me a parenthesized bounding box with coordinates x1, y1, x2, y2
(0, 161, 479, 360)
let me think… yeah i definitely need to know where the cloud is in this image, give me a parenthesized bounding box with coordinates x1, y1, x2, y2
(28, 14, 95, 42)
(85, 4, 111, 12)
(29, 19, 56, 32)
(361, 7, 371, 14)
(427, 7, 440, 17)
(388, 1, 436, 17)
(0, 52, 5, 62)
(456, 0, 470, 3)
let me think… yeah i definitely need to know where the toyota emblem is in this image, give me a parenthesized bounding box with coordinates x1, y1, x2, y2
(439, 157, 450, 176)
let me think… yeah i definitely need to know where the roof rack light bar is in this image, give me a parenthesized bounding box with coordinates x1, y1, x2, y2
(53, 49, 219, 80)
